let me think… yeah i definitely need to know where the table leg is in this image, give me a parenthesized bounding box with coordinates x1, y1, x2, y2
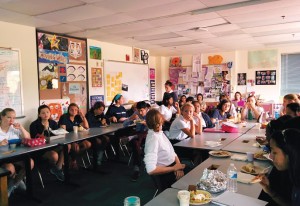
(25, 155, 32, 196)
(63, 144, 70, 183)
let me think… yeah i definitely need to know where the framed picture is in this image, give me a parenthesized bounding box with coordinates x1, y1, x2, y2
(133, 47, 141, 62)
(255, 70, 276, 85)
(237, 73, 246, 85)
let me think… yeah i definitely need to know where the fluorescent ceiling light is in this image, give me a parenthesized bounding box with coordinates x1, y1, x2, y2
(191, 0, 279, 15)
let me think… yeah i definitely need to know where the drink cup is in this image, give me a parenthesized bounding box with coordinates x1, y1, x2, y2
(246, 152, 254, 162)
(177, 190, 190, 206)
(124, 196, 140, 206)
(73, 126, 78, 133)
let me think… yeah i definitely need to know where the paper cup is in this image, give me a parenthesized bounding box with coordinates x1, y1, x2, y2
(246, 152, 254, 162)
(177, 190, 190, 206)
(73, 126, 78, 133)
(9, 144, 17, 149)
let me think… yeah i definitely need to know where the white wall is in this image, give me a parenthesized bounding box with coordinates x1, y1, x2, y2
(0, 21, 38, 129)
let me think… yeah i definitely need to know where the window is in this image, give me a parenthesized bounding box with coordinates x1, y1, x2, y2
(281, 53, 300, 95)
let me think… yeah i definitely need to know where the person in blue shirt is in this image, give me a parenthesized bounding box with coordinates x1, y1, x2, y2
(123, 101, 150, 181)
(85, 101, 110, 166)
(211, 99, 234, 124)
(106, 94, 128, 123)
(58, 103, 90, 169)
(30, 105, 64, 181)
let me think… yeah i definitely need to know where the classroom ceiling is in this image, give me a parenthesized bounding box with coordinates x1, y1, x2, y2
(1, 0, 300, 56)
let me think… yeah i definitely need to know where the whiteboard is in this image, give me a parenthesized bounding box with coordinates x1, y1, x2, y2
(0, 48, 24, 117)
(104, 61, 149, 105)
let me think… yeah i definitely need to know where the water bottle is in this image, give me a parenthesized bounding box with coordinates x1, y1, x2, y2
(247, 109, 253, 120)
(215, 118, 219, 129)
(227, 163, 237, 192)
(124, 196, 140, 206)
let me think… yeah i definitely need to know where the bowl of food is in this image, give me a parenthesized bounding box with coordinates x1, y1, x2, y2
(189, 190, 211, 205)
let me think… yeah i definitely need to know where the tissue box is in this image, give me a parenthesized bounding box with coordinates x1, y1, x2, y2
(222, 122, 239, 133)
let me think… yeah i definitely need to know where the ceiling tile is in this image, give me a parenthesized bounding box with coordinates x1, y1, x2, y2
(39, 24, 83, 34)
(199, 0, 250, 7)
(0, 0, 84, 16)
(96, 21, 155, 34)
(159, 40, 201, 47)
(93, 0, 179, 13)
(142, 37, 191, 45)
(134, 33, 181, 41)
(146, 12, 220, 27)
(69, 14, 136, 29)
(254, 32, 300, 43)
(125, 0, 207, 20)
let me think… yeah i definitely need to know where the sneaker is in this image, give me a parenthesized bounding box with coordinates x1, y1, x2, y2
(131, 171, 140, 182)
(50, 167, 65, 181)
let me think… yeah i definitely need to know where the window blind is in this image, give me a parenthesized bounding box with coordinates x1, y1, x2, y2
(281, 54, 300, 95)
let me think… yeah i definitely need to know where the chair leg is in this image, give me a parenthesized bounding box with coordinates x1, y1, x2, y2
(86, 151, 92, 166)
(104, 150, 108, 159)
(37, 169, 45, 189)
(119, 141, 126, 156)
(127, 153, 133, 166)
(110, 144, 116, 156)
(123, 145, 131, 156)
(153, 189, 158, 198)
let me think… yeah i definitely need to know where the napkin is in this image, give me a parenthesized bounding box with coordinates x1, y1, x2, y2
(231, 154, 247, 161)
(237, 172, 255, 184)
(205, 141, 222, 147)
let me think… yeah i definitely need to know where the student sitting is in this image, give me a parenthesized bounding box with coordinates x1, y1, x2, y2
(159, 94, 180, 131)
(144, 109, 185, 194)
(280, 94, 300, 116)
(106, 94, 128, 123)
(196, 93, 207, 112)
(186, 96, 194, 104)
(123, 101, 150, 181)
(192, 101, 214, 129)
(58, 103, 90, 169)
(168, 103, 197, 144)
(85, 101, 110, 166)
(0, 108, 34, 197)
(30, 105, 64, 181)
(178, 95, 186, 108)
(259, 129, 300, 206)
(232, 91, 245, 109)
(219, 93, 237, 118)
(241, 95, 264, 121)
(285, 102, 300, 117)
(211, 99, 234, 124)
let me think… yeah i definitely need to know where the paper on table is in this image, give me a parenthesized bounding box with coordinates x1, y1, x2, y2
(237, 172, 255, 184)
(212, 191, 267, 206)
(231, 154, 247, 161)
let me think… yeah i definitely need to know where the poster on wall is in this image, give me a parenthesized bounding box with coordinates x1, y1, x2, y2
(37, 31, 88, 113)
(105, 72, 122, 102)
(91, 67, 102, 87)
(237, 73, 246, 85)
(40, 98, 70, 122)
(248, 50, 278, 69)
(89, 46, 101, 60)
(133, 47, 141, 63)
(149, 68, 155, 104)
(255, 70, 276, 85)
(90, 95, 104, 108)
(170, 57, 182, 67)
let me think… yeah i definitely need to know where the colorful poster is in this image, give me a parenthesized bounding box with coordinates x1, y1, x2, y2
(89, 46, 101, 60)
(255, 70, 276, 85)
(39, 62, 59, 90)
(91, 67, 102, 87)
(37, 33, 68, 51)
(38, 49, 68, 64)
(40, 98, 70, 122)
(106, 72, 122, 102)
(69, 83, 81, 94)
(170, 57, 182, 67)
(66, 64, 86, 81)
(68, 38, 86, 64)
(90, 95, 104, 108)
(237, 73, 247, 85)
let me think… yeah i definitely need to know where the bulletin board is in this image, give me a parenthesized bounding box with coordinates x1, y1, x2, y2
(0, 48, 24, 117)
(36, 31, 88, 121)
(104, 60, 149, 105)
(255, 70, 276, 85)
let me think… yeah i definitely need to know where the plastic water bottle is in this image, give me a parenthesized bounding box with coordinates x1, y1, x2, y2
(227, 163, 238, 192)
(247, 109, 253, 120)
(215, 118, 219, 129)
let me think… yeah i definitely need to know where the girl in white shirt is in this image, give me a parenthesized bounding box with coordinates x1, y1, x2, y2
(159, 94, 180, 131)
(169, 103, 197, 143)
(241, 95, 264, 121)
(0, 108, 33, 197)
(144, 109, 185, 193)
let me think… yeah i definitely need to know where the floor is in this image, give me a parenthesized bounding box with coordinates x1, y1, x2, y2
(9, 155, 156, 206)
